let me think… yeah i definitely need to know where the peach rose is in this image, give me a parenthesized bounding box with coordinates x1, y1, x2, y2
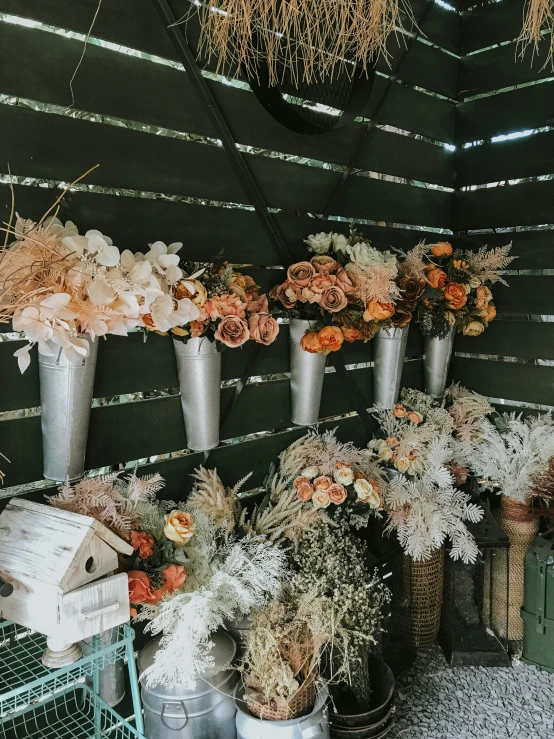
(393, 404, 406, 417)
(335, 268, 358, 296)
(475, 285, 493, 310)
(164, 510, 196, 547)
(130, 530, 155, 560)
(463, 319, 485, 336)
(271, 281, 300, 309)
(318, 325, 344, 352)
(301, 285, 323, 304)
(215, 315, 250, 347)
(296, 482, 314, 502)
(482, 303, 496, 323)
(327, 483, 348, 505)
(312, 490, 331, 509)
(320, 286, 348, 313)
(407, 411, 423, 424)
(162, 564, 186, 593)
(425, 266, 447, 289)
(247, 294, 269, 314)
(341, 325, 363, 342)
(203, 294, 247, 320)
(310, 273, 337, 294)
(444, 282, 467, 310)
(294, 476, 311, 492)
(248, 313, 279, 345)
(363, 299, 395, 322)
(431, 242, 453, 258)
(311, 255, 339, 275)
(314, 476, 332, 491)
(287, 261, 316, 287)
(300, 331, 323, 353)
(128, 571, 161, 605)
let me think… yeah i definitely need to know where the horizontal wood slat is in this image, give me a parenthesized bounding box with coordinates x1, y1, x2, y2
(0, 361, 423, 487)
(493, 277, 554, 315)
(0, 325, 425, 412)
(452, 230, 554, 270)
(0, 23, 455, 181)
(449, 356, 554, 406)
(456, 81, 554, 142)
(455, 320, 554, 360)
(453, 181, 554, 230)
(455, 130, 554, 187)
(0, 106, 452, 228)
(460, 0, 523, 54)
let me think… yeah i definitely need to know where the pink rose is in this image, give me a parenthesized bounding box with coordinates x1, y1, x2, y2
(320, 286, 348, 313)
(271, 281, 300, 309)
(311, 255, 339, 275)
(248, 313, 279, 345)
(336, 268, 358, 296)
(287, 261, 316, 287)
(248, 294, 269, 314)
(215, 315, 250, 347)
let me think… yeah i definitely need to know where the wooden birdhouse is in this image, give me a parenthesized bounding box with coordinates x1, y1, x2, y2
(0, 498, 134, 667)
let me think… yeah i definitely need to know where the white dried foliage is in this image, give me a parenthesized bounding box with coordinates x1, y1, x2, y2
(141, 510, 287, 689)
(397, 240, 431, 280)
(446, 384, 494, 442)
(456, 412, 554, 503)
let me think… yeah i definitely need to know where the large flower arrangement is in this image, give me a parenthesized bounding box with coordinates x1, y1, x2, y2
(270, 229, 401, 354)
(414, 240, 515, 339)
(369, 387, 486, 562)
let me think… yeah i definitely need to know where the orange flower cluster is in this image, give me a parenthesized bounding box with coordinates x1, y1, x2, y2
(128, 565, 187, 615)
(293, 462, 382, 509)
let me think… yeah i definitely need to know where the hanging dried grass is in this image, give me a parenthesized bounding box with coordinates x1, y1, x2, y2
(179, 0, 410, 85)
(519, 0, 554, 66)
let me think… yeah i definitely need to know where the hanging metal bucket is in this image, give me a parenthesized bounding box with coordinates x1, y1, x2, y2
(138, 629, 238, 739)
(289, 319, 326, 426)
(39, 335, 98, 482)
(235, 683, 330, 739)
(83, 627, 125, 707)
(173, 337, 221, 451)
(423, 327, 455, 398)
(372, 326, 409, 409)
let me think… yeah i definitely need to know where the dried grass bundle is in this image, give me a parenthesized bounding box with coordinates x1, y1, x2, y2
(182, 0, 410, 85)
(519, 0, 554, 66)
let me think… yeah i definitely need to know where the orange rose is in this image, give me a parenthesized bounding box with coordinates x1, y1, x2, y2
(431, 242, 453, 258)
(164, 510, 196, 546)
(296, 482, 314, 502)
(407, 411, 423, 424)
(287, 261, 316, 287)
(341, 325, 363, 342)
(128, 571, 160, 605)
(300, 331, 323, 353)
(318, 325, 344, 352)
(162, 564, 186, 593)
(392, 404, 406, 418)
(453, 259, 469, 270)
(130, 530, 155, 560)
(327, 483, 347, 505)
(483, 303, 496, 323)
(443, 282, 467, 310)
(363, 299, 395, 322)
(314, 476, 332, 491)
(475, 285, 492, 310)
(425, 266, 447, 289)
(294, 476, 311, 492)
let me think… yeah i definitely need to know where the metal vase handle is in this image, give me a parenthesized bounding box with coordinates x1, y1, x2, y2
(161, 701, 189, 731)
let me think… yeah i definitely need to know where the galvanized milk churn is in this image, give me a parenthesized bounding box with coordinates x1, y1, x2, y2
(138, 629, 238, 738)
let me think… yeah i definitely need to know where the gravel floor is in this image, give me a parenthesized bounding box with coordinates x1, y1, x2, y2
(389, 647, 554, 739)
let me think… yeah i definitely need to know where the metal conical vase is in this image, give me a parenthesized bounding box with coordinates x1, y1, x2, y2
(39, 335, 99, 482)
(423, 327, 455, 398)
(373, 325, 409, 409)
(289, 319, 326, 426)
(173, 336, 221, 451)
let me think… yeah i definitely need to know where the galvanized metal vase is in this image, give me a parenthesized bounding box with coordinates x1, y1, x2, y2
(173, 337, 221, 451)
(83, 627, 125, 707)
(373, 326, 409, 409)
(289, 319, 326, 426)
(423, 327, 455, 398)
(39, 336, 98, 482)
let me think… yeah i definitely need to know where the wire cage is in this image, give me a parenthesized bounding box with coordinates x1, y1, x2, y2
(439, 481, 511, 667)
(0, 684, 141, 739)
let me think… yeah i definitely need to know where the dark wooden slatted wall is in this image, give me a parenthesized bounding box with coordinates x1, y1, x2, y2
(0, 0, 459, 499)
(450, 0, 554, 414)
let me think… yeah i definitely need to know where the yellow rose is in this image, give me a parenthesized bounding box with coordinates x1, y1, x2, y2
(190, 280, 207, 308)
(334, 466, 354, 486)
(312, 490, 331, 509)
(463, 320, 485, 337)
(378, 446, 393, 462)
(395, 457, 410, 473)
(164, 510, 196, 547)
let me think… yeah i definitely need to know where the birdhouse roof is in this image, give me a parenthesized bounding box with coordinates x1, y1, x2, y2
(0, 498, 133, 589)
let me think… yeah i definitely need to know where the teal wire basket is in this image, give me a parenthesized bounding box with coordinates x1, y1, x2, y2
(0, 684, 141, 738)
(0, 620, 134, 718)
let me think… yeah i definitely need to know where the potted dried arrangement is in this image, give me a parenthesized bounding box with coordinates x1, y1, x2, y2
(270, 230, 399, 425)
(0, 201, 182, 481)
(370, 387, 486, 646)
(150, 255, 280, 451)
(414, 241, 514, 398)
(456, 411, 554, 640)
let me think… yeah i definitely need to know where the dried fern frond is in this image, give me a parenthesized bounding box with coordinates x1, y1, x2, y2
(464, 244, 516, 286)
(186, 466, 240, 532)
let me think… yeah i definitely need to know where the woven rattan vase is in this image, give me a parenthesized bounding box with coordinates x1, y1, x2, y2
(405, 547, 445, 647)
(491, 497, 539, 641)
(245, 674, 317, 721)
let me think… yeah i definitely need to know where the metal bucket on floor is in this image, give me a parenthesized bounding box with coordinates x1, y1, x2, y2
(138, 629, 237, 739)
(372, 326, 409, 409)
(173, 336, 221, 451)
(235, 683, 330, 739)
(39, 335, 98, 482)
(289, 319, 326, 426)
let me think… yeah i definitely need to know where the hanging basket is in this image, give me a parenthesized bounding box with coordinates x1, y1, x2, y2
(173, 337, 222, 451)
(289, 319, 326, 426)
(372, 326, 409, 409)
(245, 673, 317, 722)
(405, 547, 445, 647)
(423, 327, 455, 398)
(491, 497, 539, 641)
(39, 336, 99, 482)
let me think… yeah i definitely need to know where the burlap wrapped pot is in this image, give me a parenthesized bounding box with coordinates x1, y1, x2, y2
(245, 673, 317, 722)
(404, 546, 445, 647)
